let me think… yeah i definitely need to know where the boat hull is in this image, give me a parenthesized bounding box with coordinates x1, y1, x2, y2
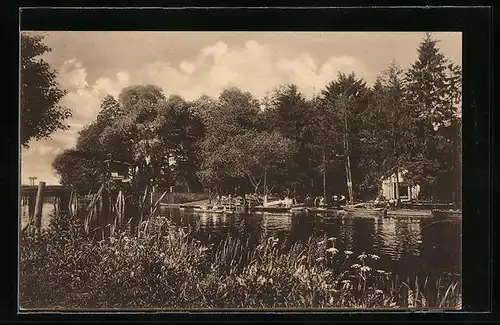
(193, 207, 233, 214)
(305, 207, 342, 214)
(343, 207, 385, 215)
(386, 209, 432, 217)
(431, 209, 462, 219)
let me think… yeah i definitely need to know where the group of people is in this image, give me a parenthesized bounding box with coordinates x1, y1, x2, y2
(210, 191, 348, 209)
(304, 194, 347, 208)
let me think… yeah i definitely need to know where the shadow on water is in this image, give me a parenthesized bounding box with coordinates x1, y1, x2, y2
(160, 207, 461, 281)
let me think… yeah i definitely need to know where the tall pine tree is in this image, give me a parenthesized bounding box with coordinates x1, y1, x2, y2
(404, 33, 462, 202)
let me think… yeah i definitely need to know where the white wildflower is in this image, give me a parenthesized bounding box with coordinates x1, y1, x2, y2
(326, 247, 339, 254)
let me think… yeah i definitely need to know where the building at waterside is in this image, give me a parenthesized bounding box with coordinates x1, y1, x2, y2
(380, 169, 420, 201)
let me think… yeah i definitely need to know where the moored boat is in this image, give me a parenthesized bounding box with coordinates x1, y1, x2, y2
(305, 207, 342, 214)
(343, 205, 386, 216)
(290, 206, 306, 213)
(193, 206, 233, 214)
(431, 209, 462, 218)
(386, 209, 432, 217)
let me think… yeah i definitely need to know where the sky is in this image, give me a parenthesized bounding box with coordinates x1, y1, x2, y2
(20, 31, 462, 185)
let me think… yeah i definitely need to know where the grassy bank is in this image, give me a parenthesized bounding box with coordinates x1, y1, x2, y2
(20, 213, 461, 310)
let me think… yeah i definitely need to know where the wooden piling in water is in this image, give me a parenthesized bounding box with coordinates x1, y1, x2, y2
(34, 181, 46, 233)
(28, 193, 36, 222)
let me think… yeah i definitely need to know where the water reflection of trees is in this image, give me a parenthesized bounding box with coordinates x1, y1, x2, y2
(340, 216, 356, 252)
(376, 218, 422, 260)
(419, 219, 461, 276)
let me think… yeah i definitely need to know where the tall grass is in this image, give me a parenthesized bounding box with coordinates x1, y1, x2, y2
(19, 213, 461, 310)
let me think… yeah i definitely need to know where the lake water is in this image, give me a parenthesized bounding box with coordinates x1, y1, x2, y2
(20, 203, 462, 282)
(159, 207, 462, 281)
(20, 202, 55, 230)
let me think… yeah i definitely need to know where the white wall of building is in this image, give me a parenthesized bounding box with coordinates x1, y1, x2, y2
(380, 170, 420, 200)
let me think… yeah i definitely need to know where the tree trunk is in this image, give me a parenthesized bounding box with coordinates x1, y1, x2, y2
(346, 154, 354, 203)
(344, 110, 354, 203)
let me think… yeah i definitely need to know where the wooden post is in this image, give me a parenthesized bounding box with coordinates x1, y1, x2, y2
(395, 169, 400, 207)
(28, 193, 36, 223)
(34, 181, 46, 233)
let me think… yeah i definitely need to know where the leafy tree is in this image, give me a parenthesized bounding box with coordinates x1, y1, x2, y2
(263, 84, 316, 196)
(21, 33, 71, 147)
(52, 95, 126, 192)
(359, 61, 418, 201)
(305, 95, 343, 201)
(157, 95, 205, 191)
(200, 130, 296, 195)
(197, 87, 264, 193)
(319, 72, 370, 201)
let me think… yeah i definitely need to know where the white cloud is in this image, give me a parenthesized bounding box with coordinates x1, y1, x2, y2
(128, 40, 369, 100)
(180, 61, 195, 75)
(57, 58, 89, 92)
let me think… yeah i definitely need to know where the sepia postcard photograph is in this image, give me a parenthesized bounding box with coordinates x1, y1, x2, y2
(19, 30, 462, 311)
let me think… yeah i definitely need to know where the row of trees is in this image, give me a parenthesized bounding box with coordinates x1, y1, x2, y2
(52, 33, 462, 203)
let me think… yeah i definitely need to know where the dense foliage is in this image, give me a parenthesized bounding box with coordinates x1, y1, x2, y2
(52, 34, 461, 203)
(21, 33, 71, 147)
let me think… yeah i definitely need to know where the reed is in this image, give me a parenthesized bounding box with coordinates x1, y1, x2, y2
(19, 213, 461, 310)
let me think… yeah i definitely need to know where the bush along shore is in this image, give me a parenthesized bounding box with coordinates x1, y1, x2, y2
(20, 213, 461, 310)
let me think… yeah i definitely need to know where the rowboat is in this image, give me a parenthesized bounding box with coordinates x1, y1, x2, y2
(290, 205, 306, 213)
(305, 207, 342, 214)
(343, 206, 386, 215)
(193, 206, 233, 214)
(431, 209, 462, 219)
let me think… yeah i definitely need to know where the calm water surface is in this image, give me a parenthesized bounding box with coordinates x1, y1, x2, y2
(160, 207, 462, 280)
(20, 203, 56, 230)
(20, 204, 461, 280)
